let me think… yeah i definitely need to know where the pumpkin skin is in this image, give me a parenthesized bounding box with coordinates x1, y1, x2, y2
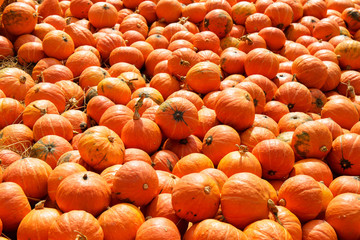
(0, 149, 21, 169)
(200, 168, 228, 191)
(290, 121, 333, 159)
(151, 150, 179, 173)
(48, 210, 104, 240)
(172, 173, 220, 222)
(253, 114, 279, 136)
(156, 170, 180, 194)
(112, 160, 159, 207)
(30, 135, 73, 169)
(186, 61, 222, 94)
(17, 200, 62, 240)
(57, 150, 91, 170)
(275, 82, 312, 112)
(98, 203, 145, 240)
(0, 124, 34, 155)
(252, 139, 295, 180)
(221, 172, 272, 229)
(135, 217, 181, 240)
(326, 133, 360, 176)
(268, 206, 302, 240)
(56, 171, 111, 216)
(244, 219, 293, 240)
(172, 153, 214, 178)
(32, 114, 73, 142)
(302, 219, 337, 240)
(145, 193, 188, 235)
(0, 182, 31, 232)
(163, 135, 202, 159)
(77, 126, 125, 172)
(215, 88, 255, 132)
(334, 39, 360, 70)
(23, 100, 59, 129)
(42, 30, 75, 61)
(86, 96, 115, 125)
(202, 125, 241, 166)
(2, 2, 38, 36)
(202, 9, 233, 38)
(329, 175, 360, 196)
(0, 98, 25, 130)
(47, 162, 87, 201)
(217, 145, 262, 178)
(244, 48, 279, 80)
(0, 67, 35, 101)
(186, 219, 248, 240)
(155, 97, 199, 140)
(278, 112, 313, 133)
(240, 126, 277, 152)
(278, 175, 323, 222)
(192, 107, 219, 140)
(325, 193, 360, 240)
(3, 157, 52, 199)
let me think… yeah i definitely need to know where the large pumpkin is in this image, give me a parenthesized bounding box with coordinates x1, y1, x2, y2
(334, 40, 360, 70)
(215, 88, 255, 131)
(290, 121, 332, 159)
(2, 3, 38, 36)
(77, 126, 125, 172)
(244, 219, 293, 240)
(244, 48, 279, 79)
(155, 97, 199, 140)
(172, 172, 220, 222)
(221, 172, 272, 229)
(0, 68, 35, 101)
(302, 219, 337, 240)
(98, 203, 145, 240)
(135, 217, 181, 240)
(112, 160, 159, 207)
(325, 193, 360, 240)
(17, 200, 62, 240)
(56, 171, 111, 216)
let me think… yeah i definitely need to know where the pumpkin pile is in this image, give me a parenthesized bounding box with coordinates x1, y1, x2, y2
(1, 0, 360, 239)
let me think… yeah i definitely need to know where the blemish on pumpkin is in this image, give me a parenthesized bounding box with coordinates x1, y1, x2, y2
(205, 136, 213, 146)
(340, 158, 354, 170)
(268, 170, 276, 176)
(293, 131, 310, 157)
(143, 183, 149, 190)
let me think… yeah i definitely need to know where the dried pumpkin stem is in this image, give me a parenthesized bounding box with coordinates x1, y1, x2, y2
(133, 93, 146, 120)
(268, 199, 283, 226)
(35, 200, 46, 210)
(74, 230, 88, 240)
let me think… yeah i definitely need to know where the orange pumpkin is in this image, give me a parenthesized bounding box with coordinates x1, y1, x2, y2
(0, 124, 33, 155)
(2, 3, 38, 36)
(32, 114, 73, 142)
(172, 153, 214, 178)
(135, 217, 181, 240)
(244, 219, 293, 239)
(42, 30, 75, 60)
(244, 48, 279, 79)
(302, 219, 337, 240)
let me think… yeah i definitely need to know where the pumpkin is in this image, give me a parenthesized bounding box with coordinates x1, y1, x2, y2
(98, 203, 145, 240)
(146, 193, 188, 235)
(0, 182, 31, 232)
(172, 153, 214, 178)
(235, 81, 266, 114)
(79, 66, 110, 91)
(290, 121, 333, 159)
(39, 65, 74, 84)
(65, 51, 101, 77)
(163, 135, 202, 159)
(215, 88, 255, 131)
(244, 48, 279, 79)
(244, 219, 293, 240)
(135, 217, 181, 240)
(240, 126, 277, 151)
(278, 112, 313, 132)
(100, 164, 123, 206)
(121, 96, 162, 154)
(264, 2, 294, 30)
(200, 168, 228, 191)
(268, 205, 302, 240)
(217, 145, 262, 178)
(56, 171, 111, 216)
(88, 2, 118, 28)
(61, 110, 89, 135)
(329, 175, 360, 197)
(221, 172, 272, 229)
(17, 200, 62, 240)
(48, 210, 104, 240)
(263, 101, 290, 123)
(0, 149, 21, 169)
(31, 58, 61, 81)
(253, 139, 295, 180)
(202, 125, 241, 166)
(69, 0, 93, 19)
(326, 133, 360, 175)
(302, 219, 337, 240)
(278, 175, 323, 222)
(334, 40, 360, 70)
(275, 82, 312, 112)
(86, 95, 115, 124)
(0, 36, 14, 60)
(185, 219, 247, 240)
(30, 135, 73, 169)
(0, 124, 34, 155)
(32, 114, 73, 142)
(42, 30, 74, 60)
(167, 90, 204, 110)
(2, 3, 38, 36)
(325, 193, 360, 240)
(155, 97, 198, 140)
(151, 150, 179, 173)
(47, 162, 87, 201)
(0, 67, 35, 101)
(64, 23, 96, 48)
(97, 77, 131, 105)
(23, 100, 59, 129)
(77, 126, 125, 172)
(253, 114, 279, 136)
(0, 98, 25, 130)
(156, 170, 180, 194)
(202, 9, 233, 38)
(172, 173, 220, 222)
(112, 160, 159, 206)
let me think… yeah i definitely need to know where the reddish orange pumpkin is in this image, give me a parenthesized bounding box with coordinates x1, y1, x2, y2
(0, 124, 34, 155)
(2, 3, 38, 36)
(244, 48, 279, 79)
(172, 153, 214, 178)
(135, 217, 181, 240)
(32, 114, 73, 142)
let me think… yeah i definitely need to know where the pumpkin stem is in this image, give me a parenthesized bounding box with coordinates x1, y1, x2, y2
(83, 173, 88, 180)
(320, 146, 328, 152)
(143, 183, 149, 190)
(278, 198, 286, 207)
(268, 199, 283, 226)
(35, 200, 46, 210)
(204, 185, 211, 194)
(205, 136, 213, 146)
(180, 59, 191, 66)
(32, 104, 48, 116)
(74, 230, 88, 240)
(291, 74, 296, 82)
(133, 93, 146, 120)
(108, 136, 115, 143)
(239, 35, 253, 45)
(27, 196, 42, 202)
(19, 75, 27, 84)
(236, 144, 248, 154)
